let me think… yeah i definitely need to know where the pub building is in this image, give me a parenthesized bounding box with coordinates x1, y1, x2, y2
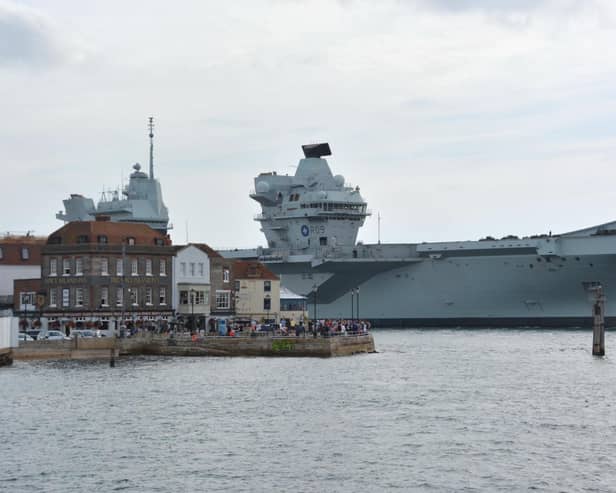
(42, 216, 174, 333)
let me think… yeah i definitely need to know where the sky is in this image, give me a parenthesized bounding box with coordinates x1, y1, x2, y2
(2, 0, 616, 248)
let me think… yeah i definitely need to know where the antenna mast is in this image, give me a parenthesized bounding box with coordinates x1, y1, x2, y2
(378, 212, 381, 245)
(148, 116, 155, 180)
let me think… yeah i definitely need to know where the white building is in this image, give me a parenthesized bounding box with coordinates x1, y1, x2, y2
(172, 244, 212, 331)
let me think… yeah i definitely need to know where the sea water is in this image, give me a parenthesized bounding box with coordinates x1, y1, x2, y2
(2, 329, 616, 492)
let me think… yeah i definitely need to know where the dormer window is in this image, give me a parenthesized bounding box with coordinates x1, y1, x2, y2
(154, 238, 164, 246)
(97, 235, 108, 244)
(0, 246, 3, 260)
(77, 235, 90, 244)
(21, 247, 30, 260)
(127, 237, 136, 246)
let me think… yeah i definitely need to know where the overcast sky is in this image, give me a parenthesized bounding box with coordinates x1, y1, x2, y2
(2, 0, 616, 248)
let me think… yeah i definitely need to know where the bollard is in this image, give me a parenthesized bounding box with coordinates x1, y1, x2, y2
(592, 287, 605, 356)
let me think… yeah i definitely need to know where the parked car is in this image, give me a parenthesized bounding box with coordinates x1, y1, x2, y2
(40, 330, 71, 341)
(18, 332, 34, 341)
(71, 329, 96, 338)
(25, 329, 41, 340)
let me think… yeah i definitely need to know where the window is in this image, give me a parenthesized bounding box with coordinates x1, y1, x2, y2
(131, 259, 138, 276)
(180, 290, 188, 305)
(100, 287, 109, 307)
(199, 263, 204, 276)
(234, 280, 240, 291)
(75, 257, 83, 276)
(116, 288, 123, 306)
(160, 259, 166, 276)
(264, 280, 271, 292)
(49, 288, 57, 307)
(20, 292, 34, 306)
(154, 238, 164, 246)
(101, 258, 109, 275)
(63, 258, 71, 275)
(97, 235, 108, 244)
(195, 291, 205, 304)
(145, 259, 152, 276)
(264, 297, 271, 310)
(127, 237, 136, 246)
(159, 287, 166, 305)
(190, 263, 195, 276)
(62, 288, 70, 307)
(21, 247, 30, 260)
(49, 258, 57, 276)
(180, 262, 186, 276)
(77, 235, 89, 244)
(223, 268, 230, 283)
(49, 236, 62, 244)
(215, 290, 231, 309)
(129, 288, 138, 305)
(116, 258, 123, 276)
(0, 246, 4, 259)
(75, 288, 84, 307)
(145, 287, 153, 305)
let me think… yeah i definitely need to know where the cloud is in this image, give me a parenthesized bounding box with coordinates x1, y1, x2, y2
(0, 1, 83, 67)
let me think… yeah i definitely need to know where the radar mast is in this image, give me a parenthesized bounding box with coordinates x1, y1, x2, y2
(148, 116, 155, 180)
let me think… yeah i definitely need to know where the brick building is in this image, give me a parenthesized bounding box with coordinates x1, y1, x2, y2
(42, 217, 174, 332)
(0, 234, 46, 309)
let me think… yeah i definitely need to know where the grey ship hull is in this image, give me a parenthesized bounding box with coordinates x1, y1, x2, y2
(228, 229, 616, 328)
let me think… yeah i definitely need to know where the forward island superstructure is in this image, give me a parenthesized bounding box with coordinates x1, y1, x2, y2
(222, 143, 616, 327)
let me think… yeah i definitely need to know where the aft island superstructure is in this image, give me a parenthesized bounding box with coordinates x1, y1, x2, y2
(223, 143, 616, 327)
(56, 118, 170, 234)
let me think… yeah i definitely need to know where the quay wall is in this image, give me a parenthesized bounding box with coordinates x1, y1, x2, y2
(119, 333, 376, 358)
(12, 333, 375, 360)
(12, 338, 118, 361)
(0, 348, 12, 367)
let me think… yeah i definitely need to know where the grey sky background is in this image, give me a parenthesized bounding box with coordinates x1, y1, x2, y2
(2, 0, 616, 248)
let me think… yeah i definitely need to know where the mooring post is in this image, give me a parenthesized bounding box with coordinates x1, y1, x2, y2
(592, 286, 605, 356)
(110, 348, 115, 367)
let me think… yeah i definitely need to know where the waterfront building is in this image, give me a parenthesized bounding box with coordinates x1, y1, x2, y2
(233, 260, 280, 323)
(172, 244, 214, 331)
(13, 278, 43, 330)
(0, 234, 45, 310)
(41, 217, 174, 332)
(204, 246, 236, 325)
(279, 286, 308, 324)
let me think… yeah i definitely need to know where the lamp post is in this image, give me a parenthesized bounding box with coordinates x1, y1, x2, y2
(351, 288, 354, 324)
(190, 288, 195, 333)
(356, 286, 360, 321)
(312, 284, 318, 337)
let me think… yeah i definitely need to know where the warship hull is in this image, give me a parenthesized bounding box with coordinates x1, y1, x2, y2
(234, 231, 616, 328)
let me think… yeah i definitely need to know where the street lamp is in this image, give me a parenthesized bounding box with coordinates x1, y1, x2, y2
(351, 288, 354, 324)
(356, 286, 360, 321)
(190, 288, 195, 333)
(312, 284, 318, 337)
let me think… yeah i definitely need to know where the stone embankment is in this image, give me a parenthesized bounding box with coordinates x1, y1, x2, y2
(120, 333, 376, 357)
(0, 348, 12, 366)
(12, 333, 376, 361)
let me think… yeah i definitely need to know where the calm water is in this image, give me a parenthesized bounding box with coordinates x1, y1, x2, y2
(2, 330, 616, 492)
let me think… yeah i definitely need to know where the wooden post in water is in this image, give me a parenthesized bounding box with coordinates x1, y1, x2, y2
(592, 286, 605, 356)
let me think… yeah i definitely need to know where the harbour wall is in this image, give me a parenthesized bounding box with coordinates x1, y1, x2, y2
(12, 333, 375, 360)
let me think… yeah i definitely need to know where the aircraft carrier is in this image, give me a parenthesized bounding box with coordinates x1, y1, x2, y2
(223, 143, 616, 327)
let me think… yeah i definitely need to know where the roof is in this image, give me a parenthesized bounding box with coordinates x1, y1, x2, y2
(47, 219, 171, 246)
(173, 243, 222, 258)
(233, 260, 279, 280)
(280, 286, 306, 300)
